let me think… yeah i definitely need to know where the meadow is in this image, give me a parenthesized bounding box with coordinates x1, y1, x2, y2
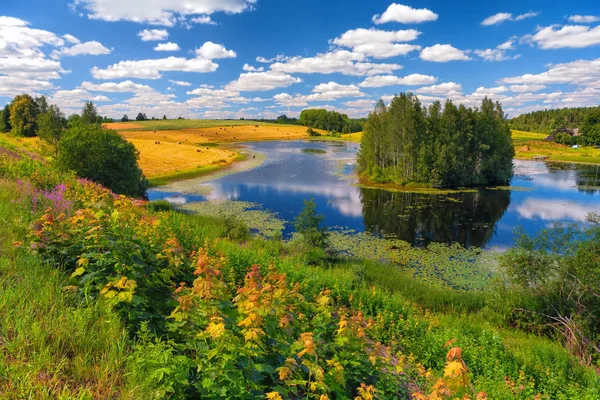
(104, 119, 285, 131)
(512, 130, 600, 164)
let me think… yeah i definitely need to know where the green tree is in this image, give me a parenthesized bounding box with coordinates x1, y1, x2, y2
(581, 108, 600, 145)
(37, 105, 67, 155)
(57, 124, 147, 197)
(9, 94, 38, 137)
(81, 101, 99, 125)
(122, 114, 129, 122)
(162, 115, 167, 120)
(358, 94, 514, 188)
(0, 104, 11, 133)
(294, 198, 329, 249)
(35, 95, 49, 115)
(136, 112, 146, 121)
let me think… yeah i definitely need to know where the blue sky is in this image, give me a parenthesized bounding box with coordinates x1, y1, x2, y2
(1, 0, 599, 119)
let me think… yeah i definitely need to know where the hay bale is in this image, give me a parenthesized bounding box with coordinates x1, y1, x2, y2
(519, 145, 531, 152)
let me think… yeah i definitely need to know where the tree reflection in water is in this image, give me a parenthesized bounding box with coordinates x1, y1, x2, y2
(360, 188, 511, 248)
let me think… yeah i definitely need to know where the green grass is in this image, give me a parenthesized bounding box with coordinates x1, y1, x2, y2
(147, 165, 222, 187)
(512, 129, 600, 165)
(0, 181, 148, 399)
(301, 148, 327, 154)
(112, 119, 291, 131)
(511, 130, 547, 145)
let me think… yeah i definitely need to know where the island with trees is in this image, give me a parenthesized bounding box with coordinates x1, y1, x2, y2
(358, 94, 515, 188)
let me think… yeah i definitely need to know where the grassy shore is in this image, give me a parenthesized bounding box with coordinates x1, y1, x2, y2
(113, 123, 328, 185)
(512, 130, 600, 164)
(0, 180, 148, 398)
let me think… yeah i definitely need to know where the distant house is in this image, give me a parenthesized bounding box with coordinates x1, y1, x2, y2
(545, 127, 581, 142)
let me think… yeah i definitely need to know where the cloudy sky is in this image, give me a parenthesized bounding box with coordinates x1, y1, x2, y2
(1, 0, 599, 119)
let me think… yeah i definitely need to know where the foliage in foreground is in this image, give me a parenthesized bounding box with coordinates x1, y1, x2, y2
(0, 181, 148, 398)
(501, 218, 600, 365)
(1, 155, 599, 398)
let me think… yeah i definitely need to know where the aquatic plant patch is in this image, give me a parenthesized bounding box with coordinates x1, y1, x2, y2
(181, 200, 285, 238)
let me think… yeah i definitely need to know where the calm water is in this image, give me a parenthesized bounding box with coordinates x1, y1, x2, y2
(149, 140, 600, 249)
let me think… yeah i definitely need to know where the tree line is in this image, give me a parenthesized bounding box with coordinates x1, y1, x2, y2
(0, 94, 111, 137)
(122, 113, 171, 122)
(358, 94, 514, 188)
(1, 94, 147, 197)
(298, 109, 363, 133)
(509, 106, 600, 138)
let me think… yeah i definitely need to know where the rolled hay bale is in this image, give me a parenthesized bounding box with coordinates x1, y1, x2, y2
(519, 145, 531, 152)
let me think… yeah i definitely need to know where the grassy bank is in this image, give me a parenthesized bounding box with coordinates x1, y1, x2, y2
(3, 134, 600, 397)
(0, 180, 149, 398)
(356, 177, 478, 194)
(512, 130, 600, 164)
(147, 153, 248, 187)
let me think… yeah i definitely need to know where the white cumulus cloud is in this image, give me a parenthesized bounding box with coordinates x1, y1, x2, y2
(523, 25, 600, 49)
(195, 41, 236, 59)
(138, 29, 168, 41)
(568, 15, 599, 24)
(270, 50, 403, 76)
(481, 11, 538, 26)
(154, 42, 181, 52)
(72, 0, 257, 26)
(225, 71, 301, 92)
(91, 56, 219, 79)
(372, 3, 438, 24)
(420, 44, 470, 62)
(359, 73, 437, 88)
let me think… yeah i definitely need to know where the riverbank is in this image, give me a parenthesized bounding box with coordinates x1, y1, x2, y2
(512, 130, 600, 165)
(356, 177, 478, 195)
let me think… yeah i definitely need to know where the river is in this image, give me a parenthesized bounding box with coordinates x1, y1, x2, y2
(148, 140, 600, 248)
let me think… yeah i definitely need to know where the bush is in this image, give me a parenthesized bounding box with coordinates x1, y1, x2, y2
(306, 127, 320, 137)
(294, 199, 329, 252)
(554, 132, 573, 145)
(147, 200, 173, 212)
(57, 124, 147, 197)
(222, 213, 250, 241)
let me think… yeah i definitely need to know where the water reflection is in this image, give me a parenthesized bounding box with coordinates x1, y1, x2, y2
(148, 141, 600, 248)
(360, 188, 510, 248)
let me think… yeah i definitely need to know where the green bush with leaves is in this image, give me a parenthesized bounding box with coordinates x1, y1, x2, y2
(57, 123, 148, 197)
(294, 199, 330, 250)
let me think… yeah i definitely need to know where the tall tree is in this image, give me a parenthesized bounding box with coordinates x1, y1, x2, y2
(35, 95, 49, 115)
(37, 104, 67, 155)
(122, 114, 129, 122)
(581, 108, 600, 145)
(0, 104, 11, 133)
(9, 94, 38, 137)
(81, 101, 99, 124)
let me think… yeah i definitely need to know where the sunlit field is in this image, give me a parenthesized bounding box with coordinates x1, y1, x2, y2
(104, 119, 285, 131)
(128, 139, 238, 177)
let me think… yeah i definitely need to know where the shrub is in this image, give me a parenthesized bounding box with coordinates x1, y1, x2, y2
(147, 199, 173, 212)
(222, 213, 250, 241)
(554, 132, 573, 146)
(57, 124, 147, 197)
(306, 127, 320, 137)
(294, 198, 329, 251)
